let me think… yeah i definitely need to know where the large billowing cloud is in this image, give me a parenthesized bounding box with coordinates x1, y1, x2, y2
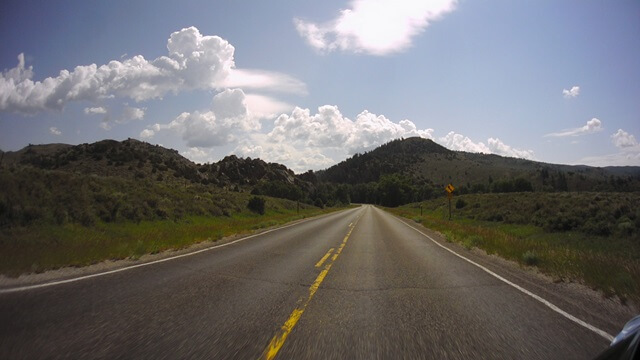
(228, 105, 532, 172)
(295, 0, 458, 55)
(0, 27, 305, 114)
(142, 88, 258, 148)
(438, 132, 490, 153)
(487, 137, 535, 159)
(140, 98, 533, 172)
(268, 105, 434, 154)
(438, 131, 535, 159)
(234, 136, 336, 172)
(545, 118, 602, 137)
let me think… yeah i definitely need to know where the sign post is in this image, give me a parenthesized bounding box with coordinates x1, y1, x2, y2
(445, 184, 455, 220)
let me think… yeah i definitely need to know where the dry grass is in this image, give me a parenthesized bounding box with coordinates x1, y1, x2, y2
(387, 194, 640, 304)
(0, 205, 349, 276)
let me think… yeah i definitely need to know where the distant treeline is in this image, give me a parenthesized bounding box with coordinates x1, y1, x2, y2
(250, 174, 539, 208)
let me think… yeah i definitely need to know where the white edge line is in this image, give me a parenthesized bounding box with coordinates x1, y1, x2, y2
(0, 208, 359, 294)
(392, 213, 615, 342)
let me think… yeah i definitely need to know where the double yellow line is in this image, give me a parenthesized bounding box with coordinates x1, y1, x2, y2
(259, 219, 360, 360)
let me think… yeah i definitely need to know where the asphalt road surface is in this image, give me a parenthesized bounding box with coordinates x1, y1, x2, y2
(0, 205, 620, 359)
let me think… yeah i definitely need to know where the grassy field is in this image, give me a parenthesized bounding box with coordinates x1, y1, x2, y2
(386, 192, 640, 304)
(0, 202, 349, 276)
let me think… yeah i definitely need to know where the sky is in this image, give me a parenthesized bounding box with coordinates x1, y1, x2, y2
(1, 0, 639, 173)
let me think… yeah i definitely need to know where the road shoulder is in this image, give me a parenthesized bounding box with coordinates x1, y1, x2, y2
(0, 208, 357, 291)
(383, 207, 639, 337)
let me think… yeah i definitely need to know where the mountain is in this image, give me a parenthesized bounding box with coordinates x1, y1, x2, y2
(317, 137, 640, 194)
(1, 139, 310, 191)
(2, 137, 639, 219)
(0, 139, 320, 229)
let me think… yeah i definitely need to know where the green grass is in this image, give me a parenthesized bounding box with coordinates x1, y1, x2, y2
(386, 195, 640, 304)
(0, 205, 349, 276)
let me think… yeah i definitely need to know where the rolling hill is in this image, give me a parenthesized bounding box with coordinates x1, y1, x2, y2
(1, 136, 639, 229)
(0, 139, 317, 229)
(317, 137, 640, 194)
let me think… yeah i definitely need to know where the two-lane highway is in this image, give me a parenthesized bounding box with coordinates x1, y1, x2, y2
(0, 205, 615, 359)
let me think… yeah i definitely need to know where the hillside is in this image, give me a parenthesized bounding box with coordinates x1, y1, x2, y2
(2, 137, 639, 217)
(0, 139, 324, 229)
(317, 137, 640, 195)
(0, 139, 309, 190)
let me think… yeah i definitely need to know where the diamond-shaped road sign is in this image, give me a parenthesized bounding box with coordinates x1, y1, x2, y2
(445, 184, 455, 194)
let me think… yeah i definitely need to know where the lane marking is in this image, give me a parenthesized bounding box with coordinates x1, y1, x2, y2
(315, 248, 334, 268)
(260, 215, 362, 359)
(0, 208, 362, 295)
(391, 212, 615, 342)
(260, 263, 333, 360)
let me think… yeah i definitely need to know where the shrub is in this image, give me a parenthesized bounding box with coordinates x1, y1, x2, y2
(486, 213, 504, 222)
(462, 235, 482, 250)
(455, 198, 467, 209)
(442, 231, 455, 243)
(544, 214, 579, 232)
(583, 219, 612, 236)
(247, 196, 265, 215)
(522, 250, 539, 266)
(616, 221, 634, 236)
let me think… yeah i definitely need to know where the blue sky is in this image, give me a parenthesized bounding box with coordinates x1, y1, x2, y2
(1, 0, 639, 172)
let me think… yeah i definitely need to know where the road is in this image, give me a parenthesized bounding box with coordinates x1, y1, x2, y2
(0, 205, 621, 359)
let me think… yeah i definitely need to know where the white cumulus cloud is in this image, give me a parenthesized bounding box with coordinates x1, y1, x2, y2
(562, 85, 580, 98)
(98, 105, 145, 131)
(49, 127, 61, 136)
(487, 137, 535, 159)
(611, 129, 638, 149)
(295, 0, 458, 55)
(84, 106, 107, 115)
(181, 147, 214, 164)
(571, 129, 640, 167)
(268, 105, 433, 154)
(234, 136, 336, 173)
(545, 118, 602, 137)
(144, 88, 258, 148)
(437, 132, 534, 159)
(0, 27, 305, 114)
(223, 105, 436, 172)
(139, 129, 155, 139)
(121, 106, 145, 122)
(438, 131, 490, 153)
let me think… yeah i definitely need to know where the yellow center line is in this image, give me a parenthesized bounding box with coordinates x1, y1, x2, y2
(259, 215, 362, 360)
(314, 248, 334, 268)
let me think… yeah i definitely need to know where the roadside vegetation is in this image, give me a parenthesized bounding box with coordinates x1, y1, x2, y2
(0, 166, 348, 276)
(386, 192, 640, 304)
